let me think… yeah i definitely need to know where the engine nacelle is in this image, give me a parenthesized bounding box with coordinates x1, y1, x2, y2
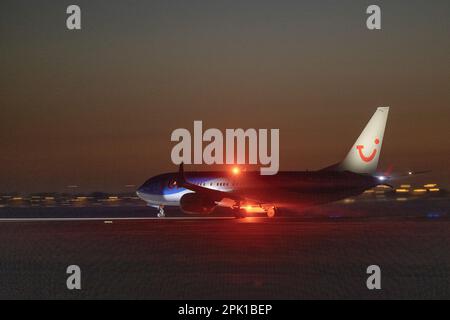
(180, 193, 216, 215)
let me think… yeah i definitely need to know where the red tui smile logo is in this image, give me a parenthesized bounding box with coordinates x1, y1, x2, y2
(356, 138, 379, 162)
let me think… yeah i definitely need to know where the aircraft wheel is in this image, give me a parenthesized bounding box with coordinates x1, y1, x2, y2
(157, 206, 165, 218)
(266, 207, 277, 218)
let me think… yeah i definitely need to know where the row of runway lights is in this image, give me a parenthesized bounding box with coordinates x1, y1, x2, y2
(0, 195, 140, 204)
(364, 183, 442, 195)
(0, 183, 444, 207)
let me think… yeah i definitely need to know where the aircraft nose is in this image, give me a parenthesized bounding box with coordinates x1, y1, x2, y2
(136, 183, 148, 199)
(136, 179, 162, 196)
(136, 183, 143, 193)
(136, 188, 144, 199)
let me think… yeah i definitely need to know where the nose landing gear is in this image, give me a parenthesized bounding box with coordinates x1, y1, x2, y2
(157, 205, 165, 218)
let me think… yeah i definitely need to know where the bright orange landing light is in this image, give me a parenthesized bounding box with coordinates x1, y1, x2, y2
(232, 166, 240, 175)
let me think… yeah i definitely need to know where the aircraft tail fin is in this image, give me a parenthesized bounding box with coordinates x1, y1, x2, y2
(328, 107, 390, 174)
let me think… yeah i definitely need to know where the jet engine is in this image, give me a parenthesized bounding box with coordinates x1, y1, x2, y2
(180, 193, 216, 214)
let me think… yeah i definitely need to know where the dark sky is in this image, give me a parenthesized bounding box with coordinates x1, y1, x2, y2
(1, 0, 449, 193)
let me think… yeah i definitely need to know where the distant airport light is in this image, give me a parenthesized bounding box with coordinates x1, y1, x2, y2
(426, 212, 441, 219)
(429, 188, 440, 192)
(12, 197, 23, 201)
(424, 184, 437, 188)
(413, 188, 427, 193)
(108, 196, 119, 201)
(408, 171, 413, 175)
(395, 188, 409, 193)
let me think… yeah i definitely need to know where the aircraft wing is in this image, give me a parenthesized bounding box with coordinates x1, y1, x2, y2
(387, 170, 432, 180)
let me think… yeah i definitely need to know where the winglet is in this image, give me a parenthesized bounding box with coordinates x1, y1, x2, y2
(177, 162, 186, 186)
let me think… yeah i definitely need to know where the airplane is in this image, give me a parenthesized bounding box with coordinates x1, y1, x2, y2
(137, 107, 390, 218)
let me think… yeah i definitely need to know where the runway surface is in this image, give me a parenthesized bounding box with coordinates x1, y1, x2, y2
(0, 198, 448, 299)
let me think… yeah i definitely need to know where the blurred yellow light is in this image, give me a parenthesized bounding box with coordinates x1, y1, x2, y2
(396, 188, 409, 193)
(424, 184, 437, 188)
(232, 167, 240, 175)
(12, 197, 23, 201)
(108, 196, 119, 200)
(429, 188, 440, 192)
(413, 189, 427, 193)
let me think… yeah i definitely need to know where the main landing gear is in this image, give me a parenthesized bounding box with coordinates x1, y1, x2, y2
(232, 201, 246, 219)
(232, 203, 279, 219)
(232, 207, 246, 219)
(266, 206, 277, 218)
